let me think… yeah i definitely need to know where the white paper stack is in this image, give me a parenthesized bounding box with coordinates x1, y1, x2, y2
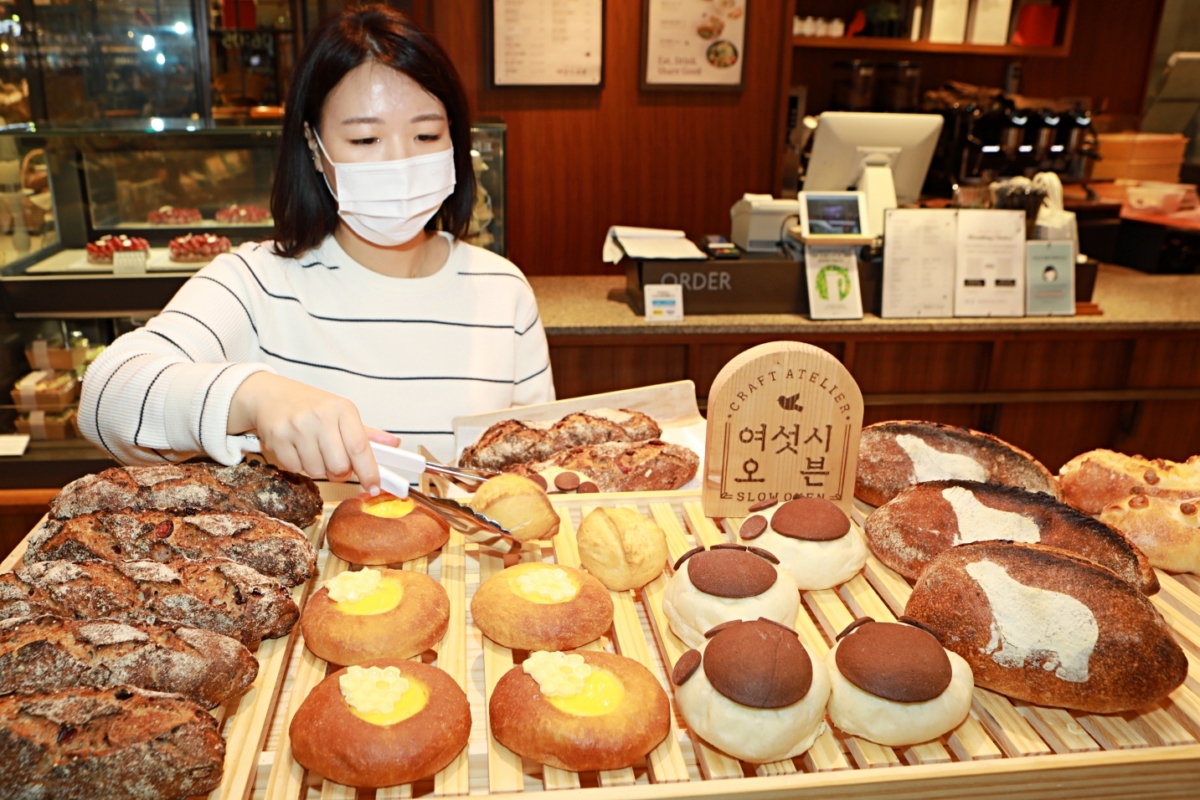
(968, 0, 1014, 45)
(602, 226, 706, 264)
(928, 0, 970, 44)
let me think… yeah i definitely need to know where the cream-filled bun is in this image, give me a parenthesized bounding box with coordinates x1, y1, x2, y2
(301, 567, 449, 666)
(825, 617, 973, 747)
(471, 474, 560, 542)
(738, 498, 867, 590)
(290, 659, 470, 787)
(672, 618, 830, 763)
(662, 544, 799, 649)
(471, 562, 613, 650)
(327, 491, 449, 565)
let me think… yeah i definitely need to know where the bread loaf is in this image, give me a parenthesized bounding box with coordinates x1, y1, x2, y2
(50, 463, 322, 528)
(0, 558, 298, 646)
(904, 541, 1187, 713)
(459, 408, 661, 471)
(25, 511, 316, 586)
(1058, 449, 1200, 515)
(1100, 495, 1200, 575)
(856, 421, 1058, 507)
(0, 615, 258, 708)
(509, 440, 698, 493)
(0, 685, 224, 800)
(866, 480, 1157, 593)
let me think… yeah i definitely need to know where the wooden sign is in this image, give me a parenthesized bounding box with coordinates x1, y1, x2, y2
(703, 341, 863, 519)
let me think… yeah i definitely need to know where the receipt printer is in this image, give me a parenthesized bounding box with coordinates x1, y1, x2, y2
(730, 194, 800, 253)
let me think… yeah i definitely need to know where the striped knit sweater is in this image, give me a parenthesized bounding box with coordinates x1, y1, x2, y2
(79, 233, 554, 466)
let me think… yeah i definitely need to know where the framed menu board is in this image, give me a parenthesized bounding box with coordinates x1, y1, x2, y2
(640, 0, 748, 90)
(489, 0, 605, 87)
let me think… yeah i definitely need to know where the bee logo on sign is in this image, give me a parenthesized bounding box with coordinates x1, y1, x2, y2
(703, 341, 864, 519)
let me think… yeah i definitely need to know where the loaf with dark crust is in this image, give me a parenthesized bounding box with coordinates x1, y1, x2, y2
(866, 480, 1157, 593)
(50, 463, 322, 528)
(0, 615, 258, 708)
(905, 541, 1187, 713)
(856, 421, 1058, 507)
(459, 409, 662, 471)
(25, 511, 316, 587)
(1058, 449, 1200, 515)
(0, 558, 298, 646)
(0, 685, 225, 800)
(509, 440, 698, 493)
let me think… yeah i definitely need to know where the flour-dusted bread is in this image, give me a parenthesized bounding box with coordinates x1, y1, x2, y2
(0, 615, 257, 708)
(25, 511, 316, 587)
(904, 541, 1187, 713)
(50, 463, 322, 528)
(0, 559, 298, 646)
(1100, 495, 1200, 575)
(1058, 449, 1200, 515)
(509, 440, 698, 493)
(856, 421, 1058, 507)
(866, 480, 1157, 593)
(0, 685, 225, 800)
(459, 408, 661, 471)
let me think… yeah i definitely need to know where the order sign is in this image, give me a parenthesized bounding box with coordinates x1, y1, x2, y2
(642, 0, 748, 89)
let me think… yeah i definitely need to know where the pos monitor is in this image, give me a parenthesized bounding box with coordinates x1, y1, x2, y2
(804, 112, 943, 237)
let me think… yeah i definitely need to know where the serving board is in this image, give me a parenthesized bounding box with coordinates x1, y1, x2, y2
(240, 490, 1200, 800)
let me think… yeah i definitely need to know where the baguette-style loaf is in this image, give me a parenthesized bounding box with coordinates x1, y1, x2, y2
(509, 440, 698, 492)
(905, 541, 1187, 713)
(25, 511, 316, 586)
(459, 409, 661, 471)
(1058, 449, 1200, 515)
(0, 685, 224, 800)
(0, 615, 258, 708)
(0, 558, 298, 646)
(866, 480, 1157, 593)
(50, 463, 322, 528)
(856, 421, 1058, 507)
(1099, 495, 1200, 575)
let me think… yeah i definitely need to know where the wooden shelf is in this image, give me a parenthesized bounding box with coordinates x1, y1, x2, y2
(793, 35, 1070, 58)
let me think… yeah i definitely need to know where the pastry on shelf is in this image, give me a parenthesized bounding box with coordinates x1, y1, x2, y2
(576, 506, 667, 590)
(169, 233, 231, 263)
(471, 562, 613, 650)
(459, 408, 661, 472)
(508, 440, 699, 493)
(1100, 494, 1200, 575)
(85, 234, 150, 264)
(490, 650, 670, 771)
(469, 474, 559, 542)
(1058, 449, 1200, 515)
(737, 497, 868, 590)
(214, 203, 270, 224)
(148, 205, 202, 225)
(327, 491, 449, 564)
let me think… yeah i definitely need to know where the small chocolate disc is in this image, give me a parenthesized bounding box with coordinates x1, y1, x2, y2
(704, 620, 742, 639)
(672, 650, 702, 685)
(746, 546, 779, 564)
(703, 619, 813, 708)
(686, 549, 777, 598)
(577, 481, 599, 493)
(528, 473, 548, 490)
(755, 616, 799, 637)
(710, 543, 747, 551)
(836, 616, 874, 641)
(898, 615, 941, 639)
(835, 621, 952, 703)
(740, 515, 768, 540)
(770, 497, 851, 541)
(749, 499, 779, 512)
(554, 472, 581, 491)
(673, 546, 704, 572)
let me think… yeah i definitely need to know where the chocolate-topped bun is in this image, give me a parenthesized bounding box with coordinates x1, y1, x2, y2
(661, 547, 799, 648)
(672, 619, 830, 763)
(824, 618, 973, 746)
(739, 498, 867, 590)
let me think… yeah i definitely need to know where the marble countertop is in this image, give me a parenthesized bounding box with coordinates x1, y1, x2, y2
(530, 264, 1200, 337)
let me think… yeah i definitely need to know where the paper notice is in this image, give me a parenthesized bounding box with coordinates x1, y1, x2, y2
(954, 209, 1027, 317)
(881, 208, 957, 318)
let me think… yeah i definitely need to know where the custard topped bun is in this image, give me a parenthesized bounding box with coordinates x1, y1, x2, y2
(471, 474, 560, 541)
(327, 491, 449, 565)
(471, 562, 613, 650)
(738, 497, 867, 590)
(489, 650, 670, 771)
(290, 658, 470, 788)
(301, 567, 449, 665)
(576, 507, 667, 590)
(662, 545, 800, 648)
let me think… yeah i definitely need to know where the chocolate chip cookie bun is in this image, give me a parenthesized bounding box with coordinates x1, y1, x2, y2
(471, 563, 613, 650)
(825, 617, 973, 746)
(301, 567, 449, 665)
(672, 618, 830, 763)
(662, 545, 800, 649)
(739, 498, 867, 590)
(327, 492, 449, 565)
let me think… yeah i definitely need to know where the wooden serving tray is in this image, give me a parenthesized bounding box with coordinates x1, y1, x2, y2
(249, 490, 1200, 800)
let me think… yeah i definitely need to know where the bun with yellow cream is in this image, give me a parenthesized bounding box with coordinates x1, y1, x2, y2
(327, 492, 449, 565)
(471, 563, 613, 650)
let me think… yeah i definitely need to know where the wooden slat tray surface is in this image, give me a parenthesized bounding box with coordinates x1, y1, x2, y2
(237, 490, 1200, 799)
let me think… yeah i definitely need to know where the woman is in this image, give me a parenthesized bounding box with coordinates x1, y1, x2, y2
(79, 5, 554, 493)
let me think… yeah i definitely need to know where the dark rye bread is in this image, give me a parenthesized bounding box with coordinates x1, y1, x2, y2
(50, 463, 322, 528)
(0, 685, 224, 800)
(905, 541, 1187, 713)
(866, 480, 1158, 594)
(25, 511, 317, 587)
(509, 440, 699, 493)
(459, 409, 662, 471)
(856, 421, 1058, 507)
(0, 558, 298, 646)
(0, 615, 258, 708)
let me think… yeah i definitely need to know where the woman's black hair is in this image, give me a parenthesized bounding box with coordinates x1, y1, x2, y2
(271, 5, 475, 258)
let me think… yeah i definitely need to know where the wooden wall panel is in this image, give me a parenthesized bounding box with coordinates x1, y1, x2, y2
(993, 402, 1124, 471)
(1127, 339, 1200, 387)
(689, 339, 844, 400)
(863, 404, 981, 429)
(550, 344, 688, 398)
(1117, 400, 1200, 462)
(989, 339, 1134, 391)
(852, 341, 990, 393)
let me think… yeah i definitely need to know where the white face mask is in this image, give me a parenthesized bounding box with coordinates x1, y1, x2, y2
(312, 129, 456, 247)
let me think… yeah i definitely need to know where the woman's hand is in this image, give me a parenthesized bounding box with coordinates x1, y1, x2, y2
(229, 373, 399, 491)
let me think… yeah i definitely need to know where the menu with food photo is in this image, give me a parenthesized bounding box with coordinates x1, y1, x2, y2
(642, 0, 748, 89)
